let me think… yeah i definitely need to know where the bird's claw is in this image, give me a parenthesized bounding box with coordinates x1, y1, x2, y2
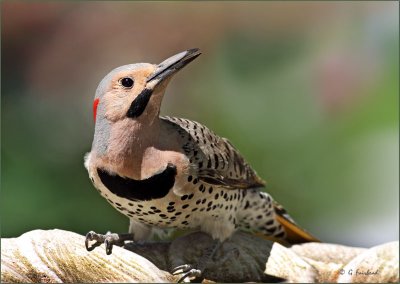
(104, 237, 114, 255)
(171, 264, 202, 283)
(85, 230, 104, 252)
(171, 264, 192, 275)
(85, 231, 125, 255)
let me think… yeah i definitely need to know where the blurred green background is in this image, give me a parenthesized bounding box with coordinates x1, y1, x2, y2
(1, 2, 398, 247)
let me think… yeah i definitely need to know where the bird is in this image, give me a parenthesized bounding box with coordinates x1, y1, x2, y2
(84, 48, 319, 282)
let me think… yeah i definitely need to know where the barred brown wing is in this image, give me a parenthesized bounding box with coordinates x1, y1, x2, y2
(161, 116, 265, 190)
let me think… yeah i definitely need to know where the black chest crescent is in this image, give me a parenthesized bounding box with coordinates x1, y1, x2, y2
(97, 163, 177, 201)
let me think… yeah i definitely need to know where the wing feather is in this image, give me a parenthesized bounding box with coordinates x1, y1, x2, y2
(161, 116, 265, 189)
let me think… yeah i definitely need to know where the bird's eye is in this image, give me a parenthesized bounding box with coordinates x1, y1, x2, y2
(120, 77, 134, 88)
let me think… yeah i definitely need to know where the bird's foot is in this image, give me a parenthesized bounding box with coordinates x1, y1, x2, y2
(85, 230, 133, 255)
(171, 240, 222, 282)
(171, 264, 202, 283)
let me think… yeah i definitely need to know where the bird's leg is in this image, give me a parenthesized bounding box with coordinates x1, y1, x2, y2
(85, 230, 134, 255)
(171, 239, 222, 283)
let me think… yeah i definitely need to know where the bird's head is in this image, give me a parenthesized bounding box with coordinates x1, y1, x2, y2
(91, 48, 201, 155)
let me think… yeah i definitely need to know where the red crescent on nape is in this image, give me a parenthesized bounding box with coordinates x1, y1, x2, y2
(93, 98, 100, 123)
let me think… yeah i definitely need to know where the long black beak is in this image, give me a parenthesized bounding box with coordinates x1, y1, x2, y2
(146, 48, 201, 84)
(127, 49, 201, 119)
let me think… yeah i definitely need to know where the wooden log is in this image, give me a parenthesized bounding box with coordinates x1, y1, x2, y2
(1, 229, 398, 283)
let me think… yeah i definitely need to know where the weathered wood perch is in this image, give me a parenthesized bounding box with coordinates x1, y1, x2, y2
(1, 229, 398, 283)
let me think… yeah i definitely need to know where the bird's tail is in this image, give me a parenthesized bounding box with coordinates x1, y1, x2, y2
(241, 190, 319, 245)
(255, 201, 320, 244)
(272, 201, 320, 244)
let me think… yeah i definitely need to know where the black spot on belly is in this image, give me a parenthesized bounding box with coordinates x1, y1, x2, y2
(97, 163, 177, 202)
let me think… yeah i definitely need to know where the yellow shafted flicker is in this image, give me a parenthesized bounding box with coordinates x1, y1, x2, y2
(84, 48, 319, 281)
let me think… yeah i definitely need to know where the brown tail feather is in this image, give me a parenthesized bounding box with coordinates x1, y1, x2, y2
(255, 201, 320, 244)
(274, 201, 320, 244)
(275, 213, 319, 244)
